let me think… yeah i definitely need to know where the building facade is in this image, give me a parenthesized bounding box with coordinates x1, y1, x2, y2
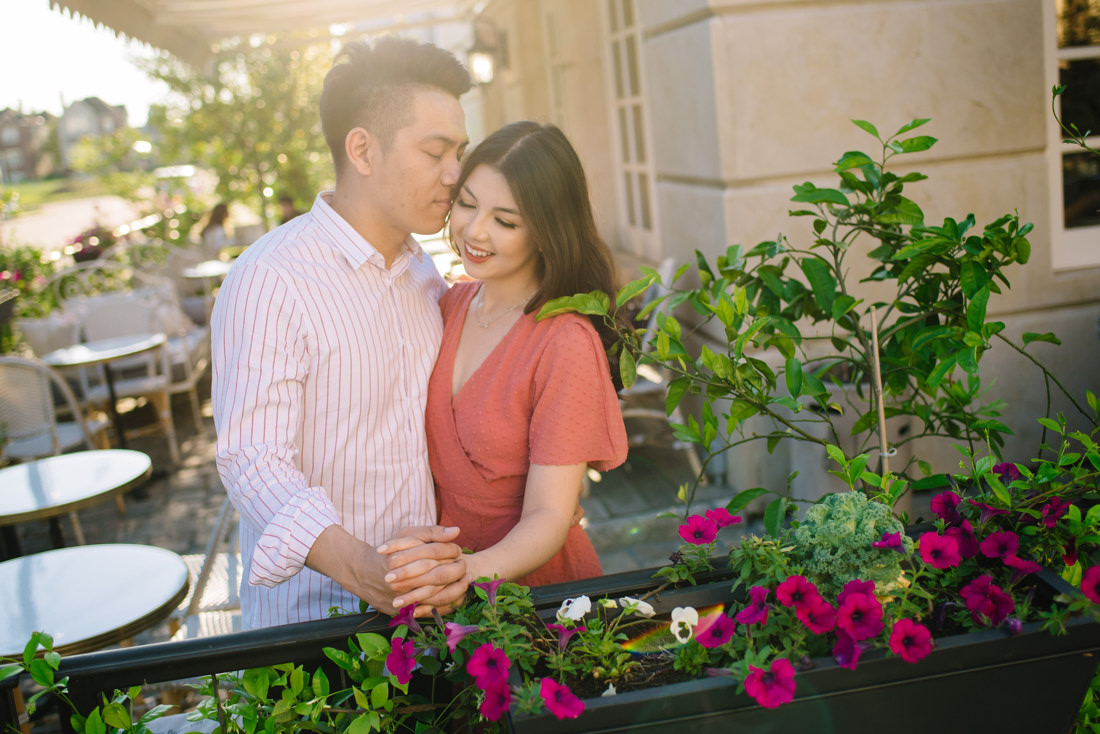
(0, 109, 56, 183)
(57, 97, 128, 171)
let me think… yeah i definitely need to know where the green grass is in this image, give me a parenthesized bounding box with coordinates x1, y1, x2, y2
(4, 178, 112, 212)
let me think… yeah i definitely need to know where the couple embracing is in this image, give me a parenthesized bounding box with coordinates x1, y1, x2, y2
(211, 36, 628, 629)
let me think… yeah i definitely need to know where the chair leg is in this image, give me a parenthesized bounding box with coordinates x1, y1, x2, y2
(153, 392, 181, 464)
(188, 384, 204, 434)
(68, 511, 87, 545)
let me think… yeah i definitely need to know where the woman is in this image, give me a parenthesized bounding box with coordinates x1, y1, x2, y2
(200, 202, 231, 256)
(422, 121, 628, 587)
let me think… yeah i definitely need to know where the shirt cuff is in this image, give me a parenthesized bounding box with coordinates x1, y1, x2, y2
(248, 487, 341, 588)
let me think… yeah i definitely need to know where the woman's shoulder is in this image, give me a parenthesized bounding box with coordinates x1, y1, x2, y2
(441, 279, 478, 314)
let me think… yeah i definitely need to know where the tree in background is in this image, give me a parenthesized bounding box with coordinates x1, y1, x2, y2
(140, 35, 334, 228)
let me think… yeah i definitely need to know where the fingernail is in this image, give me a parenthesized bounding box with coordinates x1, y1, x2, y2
(393, 598, 404, 608)
(385, 573, 396, 582)
(376, 544, 388, 553)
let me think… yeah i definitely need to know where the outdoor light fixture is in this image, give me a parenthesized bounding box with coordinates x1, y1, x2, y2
(468, 16, 508, 85)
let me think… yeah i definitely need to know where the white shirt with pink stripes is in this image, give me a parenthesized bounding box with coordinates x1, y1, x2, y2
(211, 191, 447, 629)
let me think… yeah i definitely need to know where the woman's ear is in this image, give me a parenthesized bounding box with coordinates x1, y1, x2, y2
(345, 127, 374, 176)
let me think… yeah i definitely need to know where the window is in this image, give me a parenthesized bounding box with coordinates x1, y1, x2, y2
(0, 126, 18, 146)
(603, 0, 659, 260)
(1049, 0, 1100, 269)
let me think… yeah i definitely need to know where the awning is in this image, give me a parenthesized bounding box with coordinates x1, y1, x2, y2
(50, 0, 481, 67)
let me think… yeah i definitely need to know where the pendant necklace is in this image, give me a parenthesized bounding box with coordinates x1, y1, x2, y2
(474, 286, 537, 329)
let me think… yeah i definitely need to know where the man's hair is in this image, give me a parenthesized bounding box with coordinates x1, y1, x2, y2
(320, 36, 471, 177)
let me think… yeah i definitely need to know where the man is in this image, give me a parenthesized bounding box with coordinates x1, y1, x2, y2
(211, 36, 471, 628)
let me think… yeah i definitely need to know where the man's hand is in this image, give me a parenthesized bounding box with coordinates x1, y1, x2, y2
(305, 525, 466, 616)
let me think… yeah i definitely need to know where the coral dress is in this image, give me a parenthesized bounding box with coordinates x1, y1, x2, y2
(426, 281, 628, 587)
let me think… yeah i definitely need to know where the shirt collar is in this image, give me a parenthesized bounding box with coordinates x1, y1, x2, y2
(310, 191, 426, 270)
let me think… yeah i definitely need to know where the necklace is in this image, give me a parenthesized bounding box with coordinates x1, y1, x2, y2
(473, 287, 537, 329)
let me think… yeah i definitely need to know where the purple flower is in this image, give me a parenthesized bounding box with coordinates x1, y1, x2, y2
(443, 622, 480, 653)
(945, 520, 979, 558)
(889, 618, 933, 663)
(836, 590, 883, 641)
(960, 576, 1014, 626)
(472, 579, 506, 606)
(540, 678, 585, 720)
(735, 585, 770, 626)
(832, 631, 866, 670)
(1082, 566, 1100, 604)
(979, 530, 1019, 560)
(743, 658, 796, 708)
(969, 499, 1010, 525)
(679, 515, 719, 545)
(1039, 497, 1071, 528)
(388, 603, 421, 634)
(992, 462, 1021, 482)
(836, 579, 876, 607)
(919, 532, 961, 569)
(1063, 536, 1079, 567)
(796, 597, 836, 635)
(386, 637, 417, 685)
(1004, 554, 1042, 577)
(695, 614, 736, 648)
(705, 507, 743, 528)
(776, 576, 821, 612)
(480, 681, 511, 721)
(1004, 617, 1023, 636)
(872, 531, 904, 554)
(467, 643, 511, 690)
(546, 623, 586, 652)
(931, 491, 962, 524)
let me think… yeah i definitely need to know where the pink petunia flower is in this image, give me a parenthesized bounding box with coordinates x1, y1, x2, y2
(959, 575, 1014, 626)
(695, 614, 736, 648)
(836, 579, 876, 608)
(832, 631, 866, 670)
(546, 623, 586, 653)
(796, 596, 836, 635)
(969, 499, 1010, 525)
(776, 576, 821, 612)
(472, 579, 506, 606)
(872, 531, 904, 554)
(540, 678, 585, 720)
(1063, 536, 1079, 568)
(735, 585, 770, 626)
(443, 622, 480, 653)
(386, 637, 417, 685)
(1039, 497, 1071, 528)
(1004, 554, 1042, 576)
(388, 604, 421, 634)
(945, 519, 979, 558)
(679, 515, 719, 545)
(1081, 566, 1100, 604)
(705, 507, 743, 528)
(836, 590, 883, 641)
(930, 491, 962, 524)
(919, 532, 961, 569)
(979, 530, 1019, 560)
(991, 462, 1021, 482)
(467, 643, 511, 690)
(479, 681, 511, 721)
(743, 658, 796, 708)
(889, 618, 933, 663)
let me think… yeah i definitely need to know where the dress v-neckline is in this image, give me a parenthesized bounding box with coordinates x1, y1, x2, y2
(449, 284, 527, 403)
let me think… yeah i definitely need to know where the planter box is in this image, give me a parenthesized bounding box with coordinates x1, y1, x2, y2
(510, 568, 1100, 734)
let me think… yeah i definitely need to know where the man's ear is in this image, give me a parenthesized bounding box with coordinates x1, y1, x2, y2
(345, 127, 374, 176)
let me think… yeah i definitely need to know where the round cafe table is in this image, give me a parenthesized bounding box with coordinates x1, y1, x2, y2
(0, 544, 189, 657)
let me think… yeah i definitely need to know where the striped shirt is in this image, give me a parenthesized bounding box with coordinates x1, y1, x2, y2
(211, 191, 447, 629)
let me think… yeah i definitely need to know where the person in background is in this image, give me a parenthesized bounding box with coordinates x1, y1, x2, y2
(277, 194, 301, 225)
(211, 36, 473, 628)
(200, 202, 232, 257)
(384, 121, 628, 589)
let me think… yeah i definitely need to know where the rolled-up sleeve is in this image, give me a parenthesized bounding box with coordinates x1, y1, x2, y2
(211, 261, 341, 587)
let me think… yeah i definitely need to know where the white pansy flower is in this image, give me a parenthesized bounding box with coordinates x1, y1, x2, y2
(670, 606, 699, 643)
(599, 598, 619, 609)
(557, 595, 592, 622)
(601, 683, 617, 697)
(619, 596, 656, 618)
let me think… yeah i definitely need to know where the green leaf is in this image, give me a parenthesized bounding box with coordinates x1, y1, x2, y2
(784, 357, 803, 396)
(666, 377, 689, 414)
(799, 256, 836, 313)
(619, 349, 637, 389)
(966, 285, 990, 333)
(791, 183, 850, 207)
(831, 293, 857, 321)
(878, 198, 924, 225)
(1022, 331, 1062, 346)
(0, 664, 21, 683)
(347, 712, 378, 734)
(84, 709, 107, 734)
(897, 135, 938, 153)
(835, 151, 875, 172)
(763, 497, 785, 537)
(925, 354, 957, 388)
(616, 275, 658, 309)
(370, 681, 390, 709)
(851, 119, 881, 139)
(896, 118, 932, 135)
(102, 702, 131, 729)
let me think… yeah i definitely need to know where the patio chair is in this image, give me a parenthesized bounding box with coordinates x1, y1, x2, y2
(618, 258, 705, 481)
(169, 494, 242, 641)
(0, 355, 114, 544)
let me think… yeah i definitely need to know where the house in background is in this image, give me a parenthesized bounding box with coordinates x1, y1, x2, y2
(0, 108, 56, 183)
(58, 96, 128, 172)
(465, 0, 1100, 489)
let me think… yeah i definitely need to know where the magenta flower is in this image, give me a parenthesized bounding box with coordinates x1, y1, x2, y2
(832, 631, 866, 670)
(969, 499, 1010, 525)
(1082, 566, 1100, 604)
(959, 575, 1014, 626)
(1004, 554, 1042, 577)
(872, 531, 904, 554)
(945, 520, 979, 558)
(695, 614, 736, 648)
(443, 622, 480, 653)
(546, 623, 586, 652)
(480, 681, 511, 721)
(1039, 497, 1071, 528)
(889, 618, 933, 663)
(930, 491, 962, 524)
(919, 532, 961, 569)
(735, 585, 770, 626)
(796, 596, 836, 635)
(992, 462, 1021, 482)
(705, 507, 743, 528)
(386, 637, 416, 685)
(836, 579, 875, 607)
(467, 643, 511, 690)
(472, 578, 506, 606)
(1004, 617, 1023, 636)
(1064, 536, 1079, 567)
(540, 678, 585, 720)
(776, 576, 821, 611)
(388, 603, 421, 634)
(979, 530, 1019, 560)
(743, 658, 796, 708)
(836, 590, 883, 641)
(679, 515, 719, 545)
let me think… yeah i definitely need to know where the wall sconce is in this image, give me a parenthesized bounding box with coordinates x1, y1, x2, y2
(468, 16, 508, 85)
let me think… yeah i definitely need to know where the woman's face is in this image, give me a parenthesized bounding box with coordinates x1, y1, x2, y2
(450, 164, 539, 287)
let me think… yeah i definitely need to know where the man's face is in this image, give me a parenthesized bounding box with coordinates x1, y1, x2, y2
(368, 88, 468, 238)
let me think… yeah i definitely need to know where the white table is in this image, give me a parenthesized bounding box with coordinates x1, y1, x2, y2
(182, 259, 233, 321)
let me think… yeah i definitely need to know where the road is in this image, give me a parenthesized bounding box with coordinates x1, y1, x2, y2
(0, 195, 142, 253)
